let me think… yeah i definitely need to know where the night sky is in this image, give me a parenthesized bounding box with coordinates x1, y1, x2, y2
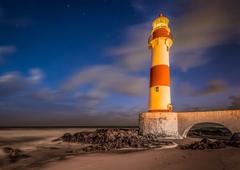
(0, 0, 240, 126)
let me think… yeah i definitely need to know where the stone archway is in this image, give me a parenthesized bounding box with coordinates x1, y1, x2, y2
(182, 122, 232, 138)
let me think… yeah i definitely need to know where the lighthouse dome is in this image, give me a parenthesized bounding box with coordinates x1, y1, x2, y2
(152, 13, 169, 30)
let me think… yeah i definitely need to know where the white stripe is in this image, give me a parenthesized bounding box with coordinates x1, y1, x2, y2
(149, 86, 171, 111)
(151, 38, 170, 67)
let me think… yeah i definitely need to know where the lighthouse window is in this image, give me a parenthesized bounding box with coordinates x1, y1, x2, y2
(155, 87, 159, 92)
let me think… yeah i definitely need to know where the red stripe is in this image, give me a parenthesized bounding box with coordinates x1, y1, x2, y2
(150, 65, 170, 87)
(152, 28, 172, 40)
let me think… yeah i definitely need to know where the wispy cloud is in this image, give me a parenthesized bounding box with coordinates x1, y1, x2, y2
(0, 45, 16, 65)
(0, 18, 32, 27)
(30, 88, 61, 102)
(28, 68, 44, 83)
(176, 79, 228, 97)
(0, 68, 43, 97)
(172, 0, 240, 71)
(107, 23, 150, 72)
(0, 46, 16, 54)
(130, 0, 148, 13)
(172, 78, 240, 111)
(0, 65, 145, 126)
(62, 65, 148, 96)
(0, 4, 32, 28)
(228, 95, 240, 109)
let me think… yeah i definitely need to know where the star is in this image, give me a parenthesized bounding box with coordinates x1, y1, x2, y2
(66, 4, 70, 8)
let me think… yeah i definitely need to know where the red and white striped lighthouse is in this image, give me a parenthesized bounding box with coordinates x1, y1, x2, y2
(148, 13, 173, 112)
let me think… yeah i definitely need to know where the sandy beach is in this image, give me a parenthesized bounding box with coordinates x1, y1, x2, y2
(1, 128, 240, 170)
(42, 148, 240, 170)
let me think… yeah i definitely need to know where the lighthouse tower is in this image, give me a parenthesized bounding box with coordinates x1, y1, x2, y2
(139, 13, 178, 138)
(148, 13, 173, 112)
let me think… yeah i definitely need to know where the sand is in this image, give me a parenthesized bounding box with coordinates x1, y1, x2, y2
(1, 128, 240, 170)
(42, 148, 240, 170)
(0, 128, 93, 170)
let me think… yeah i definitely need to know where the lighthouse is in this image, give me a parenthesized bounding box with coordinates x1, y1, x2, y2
(139, 13, 240, 138)
(139, 13, 178, 137)
(148, 13, 173, 112)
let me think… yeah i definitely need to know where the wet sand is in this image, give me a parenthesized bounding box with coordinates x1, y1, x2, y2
(0, 128, 94, 170)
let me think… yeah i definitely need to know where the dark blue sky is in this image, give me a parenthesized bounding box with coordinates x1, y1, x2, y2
(0, 0, 240, 126)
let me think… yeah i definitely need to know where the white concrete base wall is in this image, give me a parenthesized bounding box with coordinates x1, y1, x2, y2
(139, 110, 240, 139)
(139, 112, 179, 138)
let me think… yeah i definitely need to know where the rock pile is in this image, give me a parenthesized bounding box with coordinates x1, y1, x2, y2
(58, 129, 240, 151)
(2, 147, 29, 162)
(58, 128, 173, 152)
(229, 132, 240, 147)
(180, 133, 240, 150)
(180, 138, 226, 150)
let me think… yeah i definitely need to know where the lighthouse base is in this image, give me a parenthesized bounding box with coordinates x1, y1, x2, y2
(139, 112, 179, 138)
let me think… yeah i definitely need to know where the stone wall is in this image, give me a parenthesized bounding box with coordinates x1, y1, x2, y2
(177, 110, 240, 137)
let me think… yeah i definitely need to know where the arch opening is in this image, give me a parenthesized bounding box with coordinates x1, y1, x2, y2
(184, 122, 232, 140)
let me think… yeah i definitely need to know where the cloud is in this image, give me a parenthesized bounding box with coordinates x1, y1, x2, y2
(131, 0, 148, 13)
(0, 65, 145, 126)
(30, 88, 106, 114)
(0, 46, 16, 54)
(30, 88, 61, 102)
(0, 72, 27, 97)
(62, 65, 148, 96)
(228, 95, 240, 109)
(172, 0, 240, 71)
(29, 68, 44, 83)
(199, 80, 228, 96)
(0, 18, 32, 27)
(172, 79, 240, 111)
(176, 79, 228, 97)
(107, 23, 150, 72)
(172, 50, 209, 72)
(0, 109, 140, 126)
(0, 45, 16, 65)
(0, 4, 32, 28)
(0, 68, 44, 97)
